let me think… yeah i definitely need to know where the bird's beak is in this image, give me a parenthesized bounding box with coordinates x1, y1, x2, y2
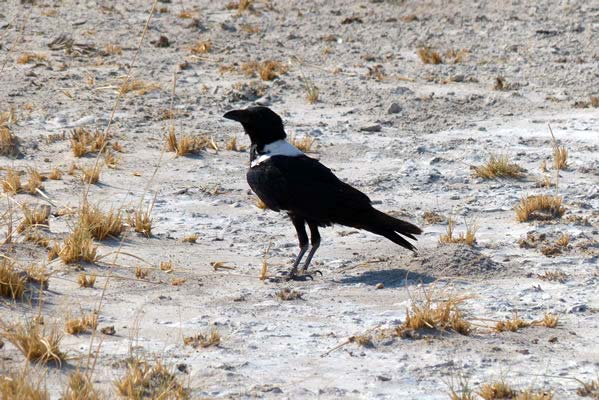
(223, 109, 248, 123)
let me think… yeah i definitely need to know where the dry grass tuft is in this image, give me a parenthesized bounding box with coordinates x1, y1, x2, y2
(0, 371, 49, 400)
(515, 195, 565, 222)
(473, 154, 524, 179)
(70, 127, 108, 157)
(2, 168, 22, 194)
(396, 289, 472, 337)
(302, 76, 320, 104)
(0, 125, 19, 156)
(439, 218, 477, 246)
(184, 327, 221, 348)
(537, 270, 568, 283)
(348, 334, 373, 347)
(80, 204, 124, 240)
(17, 53, 48, 64)
(417, 47, 442, 64)
(539, 313, 559, 328)
(59, 224, 98, 264)
(65, 312, 98, 334)
(115, 360, 189, 400)
(422, 211, 445, 225)
(159, 261, 174, 273)
(225, 136, 246, 152)
(275, 287, 303, 301)
(289, 135, 316, 152)
(62, 371, 102, 400)
(166, 128, 218, 156)
(447, 375, 476, 400)
(78, 274, 97, 288)
(0, 259, 26, 300)
(81, 163, 102, 184)
(104, 43, 122, 55)
(190, 40, 212, 54)
(494, 315, 530, 332)
(135, 266, 149, 279)
(48, 168, 62, 180)
(182, 234, 198, 243)
(1, 319, 65, 364)
(103, 150, 120, 169)
(241, 59, 288, 81)
(25, 264, 49, 289)
(119, 79, 161, 95)
(25, 168, 44, 194)
(129, 208, 153, 237)
(549, 127, 568, 170)
(478, 381, 517, 400)
(17, 204, 50, 233)
(576, 377, 599, 398)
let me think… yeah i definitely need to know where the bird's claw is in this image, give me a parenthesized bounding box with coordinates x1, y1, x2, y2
(287, 273, 314, 281)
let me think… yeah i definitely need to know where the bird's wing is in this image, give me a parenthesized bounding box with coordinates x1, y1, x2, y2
(246, 155, 371, 223)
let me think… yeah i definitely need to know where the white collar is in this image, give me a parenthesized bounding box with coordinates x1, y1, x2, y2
(250, 139, 304, 168)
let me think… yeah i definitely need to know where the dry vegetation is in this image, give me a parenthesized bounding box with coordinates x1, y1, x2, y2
(77, 274, 97, 288)
(439, 218, 477, 246)
(183, 327, 221, 348)
(62, 371, 102, 400)
(302, 76, 320, 103)
(1, 319, 65, 364)
(190, 40, 212, 54)
(289, 135, 316, 152)
(0, 125, 19, 157)
(81, 163, 102, 184)
(0, 371, 49, 400)
(80, 204, 124, 240)
(275, 287, 303, 301)
(477, 381, 553, 400)
(65, 312, 98, 334)
(118, 79, 161, 95)
(70, 127, 108, 157)
(59, 224, 98, 264)
(115, 360, 189, 400)
(0, 259, 26, 300)
(576, 377, 599, 398)
(17, 204, 50, 233)
(515, 195, 565, 222)
(240, 59, 288, 81)
(17, 52, 48, 64)
(395, 289, 472, 338)
(166, 128, 218, 156)
(2, 168, 22, 195)
(473, 154, 524, 179)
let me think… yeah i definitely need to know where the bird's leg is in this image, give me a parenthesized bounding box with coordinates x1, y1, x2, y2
(300, 222, 322, 277)
(286, 214, 308, 277)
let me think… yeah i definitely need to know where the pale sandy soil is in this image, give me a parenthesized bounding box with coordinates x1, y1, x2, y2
(1, 1, 598, 399)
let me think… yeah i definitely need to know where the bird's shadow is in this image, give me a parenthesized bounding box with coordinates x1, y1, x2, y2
(338, 268, 435, 288)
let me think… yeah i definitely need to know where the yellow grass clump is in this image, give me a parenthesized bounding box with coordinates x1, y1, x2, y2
(417, 47, 442, 64)
(396, 289, 472, 337)
(225, 136, 246, 152)
(135, 266, 149, 279)
(241, 59, 288, 81)
(289, 135, 316, 152)
(81, 163, 102, 184)
(0, 125, 19, 156)
(62, 371, 102, 400)
(159, 261, 174, 273)
(473, 154, 524, 179)
(2, 168, 22, 194)
(183, 327, 221, 348)
(59, 225, 98, 264)
(181, 234, 198, 243)
(26, 168, 44, 194)
(515, 195, 565, 222)
(80, 204, 124, 240)
(576, 377, 599, 398)
(166, 128, 218, 156)
(494, 314, 530, 332)
(119, 79, 161, 95)
(25, 264, 49, 289)
(115, 360, 189, 400)
(78, 274, 97, 288)
(0, 259, 26, 300)
(190, 40, 212, 54)
(104, 43, 122, 55)
(1, 319, 65, 365)
(17, 53, 48, 64)
(276, 287, 303, 301)
(70, 127, 108, 157)
(549, 128, 568, 170)
(0, 372, 49, 400)
(302, 76, 320, 104)
(129, 208, 153, 237)
(478, 381, 553, 400)
(17, 204, 50, 233)
(48, 168, 62, 180)
(439, 218, 477, 246)
(65, 312, 98, 334)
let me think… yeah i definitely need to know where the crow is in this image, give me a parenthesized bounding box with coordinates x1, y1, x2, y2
(223, 106, 422, 280)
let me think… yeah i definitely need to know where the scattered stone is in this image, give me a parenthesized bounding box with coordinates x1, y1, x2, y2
(387, 102, 402, 114)
(375, 282, 384, 289)
(360, 124, 382, 133)
(100, 326, 116, 335)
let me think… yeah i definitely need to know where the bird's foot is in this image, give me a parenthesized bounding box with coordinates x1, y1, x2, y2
(287, 270, 322, 281)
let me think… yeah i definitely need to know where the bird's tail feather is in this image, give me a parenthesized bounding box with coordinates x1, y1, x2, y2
(358, 208, 422, 252)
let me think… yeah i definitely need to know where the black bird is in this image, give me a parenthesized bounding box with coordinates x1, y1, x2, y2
(223, 106, 422, 280)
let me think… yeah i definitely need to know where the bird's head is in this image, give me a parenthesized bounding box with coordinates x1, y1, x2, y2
(223, 106, 286, 146)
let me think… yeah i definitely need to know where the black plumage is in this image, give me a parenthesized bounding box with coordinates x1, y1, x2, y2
(223, 106, 422, 280)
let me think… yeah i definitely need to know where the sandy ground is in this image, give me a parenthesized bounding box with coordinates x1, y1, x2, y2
(1, 0, 598, 398)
